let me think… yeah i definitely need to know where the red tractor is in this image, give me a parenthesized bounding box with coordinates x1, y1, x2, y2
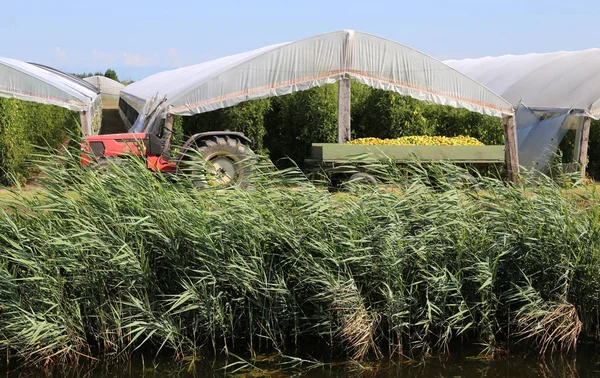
(81, 98, 255, 186)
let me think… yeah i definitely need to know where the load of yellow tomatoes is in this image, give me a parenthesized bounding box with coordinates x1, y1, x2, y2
(346, 136, 485, 146)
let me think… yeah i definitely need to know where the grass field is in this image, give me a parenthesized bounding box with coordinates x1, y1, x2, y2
(0, 185, 42, 200)
(1, 153, 599, 366)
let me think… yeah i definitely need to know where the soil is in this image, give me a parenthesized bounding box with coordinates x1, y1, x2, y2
(99, 101, 128, 135)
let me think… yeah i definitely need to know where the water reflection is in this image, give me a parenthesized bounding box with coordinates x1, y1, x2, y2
(3, 347, 600, 377)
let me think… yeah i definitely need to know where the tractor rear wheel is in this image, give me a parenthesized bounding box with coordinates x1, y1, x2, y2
(190, 136, 255, 188)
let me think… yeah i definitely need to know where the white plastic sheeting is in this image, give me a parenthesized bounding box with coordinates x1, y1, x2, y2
(445, 49, 600, 173)
(0, 57, 100, 112)
(84, 76, 125, 102)
(122, 30, 513, 119)
(0, 57, 101, 135)
(444, 49, 600, 116)
(516, 105, 571, 171)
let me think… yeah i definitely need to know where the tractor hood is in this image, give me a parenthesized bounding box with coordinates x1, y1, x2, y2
(82, 132, 164, 161)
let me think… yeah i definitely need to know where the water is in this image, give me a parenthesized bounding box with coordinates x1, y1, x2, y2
(3, 347, 600, 377)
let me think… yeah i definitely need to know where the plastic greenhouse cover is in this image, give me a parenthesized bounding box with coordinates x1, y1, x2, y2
(121, 30, 513, 119)
(84, 76, 125, 97)
(515, 103, 540, 144)
(0, 57, 100, 112)
(445, 49, 600, 116)
(516, 105, 571, 172)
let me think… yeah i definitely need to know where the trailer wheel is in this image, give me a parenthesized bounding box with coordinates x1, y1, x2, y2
(190, 136, 255, 188)
(349, 172, 377, 186)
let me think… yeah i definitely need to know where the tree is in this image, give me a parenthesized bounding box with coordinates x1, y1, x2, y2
(264, 85, 338, 166)
(104, 69, 119, 82)
(71, 71, 102, 79)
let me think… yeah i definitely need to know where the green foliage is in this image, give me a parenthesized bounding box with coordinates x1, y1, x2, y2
(171, 115, 185, 151)
(104, 69, 119, 82)
(423, 105, 504, 145)
(558, 129, 576, 165)
(351, 86, 503, 145)
(587, 120, 600, 179)
(72, 69, 119, 82)
(0, 99, 29, 184)
(71, 71, 103, 79)
(351, 86, 502, 145)
(0, 153, 598, 364)
(264, 85, 338, 165)
(179, 82, 504, 168)
(352, 89, 432, 138)
(0, 98, 79, 184)
(557, 122, 600, 180)
(182, 99, 271, 153)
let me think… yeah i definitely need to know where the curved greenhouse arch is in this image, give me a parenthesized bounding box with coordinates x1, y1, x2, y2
(121, 30, 519, 180)
(0, 57, 101, 135)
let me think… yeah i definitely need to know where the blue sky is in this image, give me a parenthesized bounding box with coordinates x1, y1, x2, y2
(1, 0, 599, 81)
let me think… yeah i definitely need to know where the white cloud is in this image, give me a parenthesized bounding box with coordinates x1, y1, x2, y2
(85, 49, 191, 69)
(53, 47, 68, 63)
(92, 50, 118, 65)
(123, 52, 158, 67)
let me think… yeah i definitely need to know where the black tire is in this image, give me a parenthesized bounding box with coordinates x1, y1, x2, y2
(189, 135, 255, 188)
(343, 172, 378, 189)
(326, 173, 349, 192)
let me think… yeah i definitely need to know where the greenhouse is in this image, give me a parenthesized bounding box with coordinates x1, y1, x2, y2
(446, 49, 600, 175)
(121, 30, 513, 117)
(0, 57, 101, 135)
(84, 75, 125, 103)
(120, 29, 519, 178)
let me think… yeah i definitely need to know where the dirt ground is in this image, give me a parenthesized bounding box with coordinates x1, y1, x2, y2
(99, 100, 128, 135)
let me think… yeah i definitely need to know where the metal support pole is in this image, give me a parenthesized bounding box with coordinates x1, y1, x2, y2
(79, 111, 92, 136)
(578, 117, 591, 179)
(161, 114, 175, 158)
(503, 114, 520, 183)
(337, 77, 351, 144)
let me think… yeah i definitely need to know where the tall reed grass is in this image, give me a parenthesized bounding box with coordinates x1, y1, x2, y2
(0, 149, 599, 365)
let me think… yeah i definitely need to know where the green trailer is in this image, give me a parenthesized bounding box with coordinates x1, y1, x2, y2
(306, 143, 506, 186)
